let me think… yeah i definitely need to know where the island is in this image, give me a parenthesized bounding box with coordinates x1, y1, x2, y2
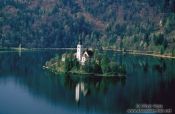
(44, 40, 126, 77)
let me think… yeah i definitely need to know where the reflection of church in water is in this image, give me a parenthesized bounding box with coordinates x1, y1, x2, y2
(75, 82, 88, 103)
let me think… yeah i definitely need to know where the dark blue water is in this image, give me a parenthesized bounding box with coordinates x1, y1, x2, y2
(0, 50, 174, 114)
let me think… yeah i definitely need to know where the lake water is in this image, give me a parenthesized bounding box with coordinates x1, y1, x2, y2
(0, 50, 174, 114)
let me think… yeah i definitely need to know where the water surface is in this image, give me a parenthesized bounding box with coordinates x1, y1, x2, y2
(0, 50, 174, 114)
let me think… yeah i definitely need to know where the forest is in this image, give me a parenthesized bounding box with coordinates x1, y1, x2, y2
(1, 0, 175, 54)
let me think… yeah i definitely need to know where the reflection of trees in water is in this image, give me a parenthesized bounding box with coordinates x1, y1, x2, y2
(0, 51, 68, 104)
(0, 51, 62, 75)
(57, 74, 127, 113)
(112, 53, 175, 110)
(115, 54, 151, 73)
(59, 74, 126, 97)
(153, 59, 167, 75)
(143, 62, 149, 73)
(114, 54, 175, 77)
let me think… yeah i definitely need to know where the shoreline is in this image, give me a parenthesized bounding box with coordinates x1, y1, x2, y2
(43, 66, 126, 78)
(103, 49, 175, 59)
(0, 47, 175, 59)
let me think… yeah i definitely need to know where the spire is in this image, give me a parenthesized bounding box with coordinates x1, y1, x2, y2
(78, 36, 82, 45)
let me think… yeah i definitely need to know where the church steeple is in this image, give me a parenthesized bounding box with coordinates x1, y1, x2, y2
(78, 36, 82, 45)
(76, 37, 83, 61)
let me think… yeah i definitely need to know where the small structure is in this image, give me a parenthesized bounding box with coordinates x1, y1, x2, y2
(76, 40, 93, 65)
(61, 54, 66, 62)
(81, 49, 93, 64)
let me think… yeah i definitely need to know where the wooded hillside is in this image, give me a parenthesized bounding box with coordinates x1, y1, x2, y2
(1, 0, 175, 54)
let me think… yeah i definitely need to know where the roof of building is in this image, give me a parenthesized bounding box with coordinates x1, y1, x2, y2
(83, 49, 93, 57)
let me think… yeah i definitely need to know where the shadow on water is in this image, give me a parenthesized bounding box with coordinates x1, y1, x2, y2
(0, 50, 175, 114)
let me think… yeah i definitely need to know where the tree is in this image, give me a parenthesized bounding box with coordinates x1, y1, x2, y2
(172, 48, 175, 56)
(93, 61, 102, 74)
(160, 46, 165, 55)
(118, 65, 126, 75)
(101, 54, 111, 74)
(153, 33, 167, 49)
(153, 34, 163, 45)
(72, 58, 80, 70)
(64, 58, 72, 72)
(110, 62, 119, 75)
(83, 60, 94, 73)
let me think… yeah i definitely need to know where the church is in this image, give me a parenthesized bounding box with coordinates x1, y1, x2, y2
(76, 40, 93, 65)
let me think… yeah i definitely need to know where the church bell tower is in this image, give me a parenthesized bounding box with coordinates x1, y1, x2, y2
(76, 39, 83, 61)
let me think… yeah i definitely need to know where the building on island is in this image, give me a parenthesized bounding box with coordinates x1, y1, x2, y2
(61, 39, 93, 65)
(76, 40, 93, 65)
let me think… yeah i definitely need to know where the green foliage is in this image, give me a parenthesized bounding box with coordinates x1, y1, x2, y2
(100, 53, 126, 75)
(110, 62, 119, 75)
(101, 54, 111, 74)
(153, 34, 164, 45)
(82, 61, 94, 73)
(153, 33, 167, 49)
(160, 46, 165, 55)
(164, 14, 175, 33)
(1, 0, 175, 54)
(64, 56, 80, 72)
(118, 65, 127, 74)
(72, 58, 80, 70)
(64, 58, 72, 72)
(94, 62, 102, 74)
(171, 48, 175, 56)
(46, 51, 126, 76)
(82, 59, 102, 74)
